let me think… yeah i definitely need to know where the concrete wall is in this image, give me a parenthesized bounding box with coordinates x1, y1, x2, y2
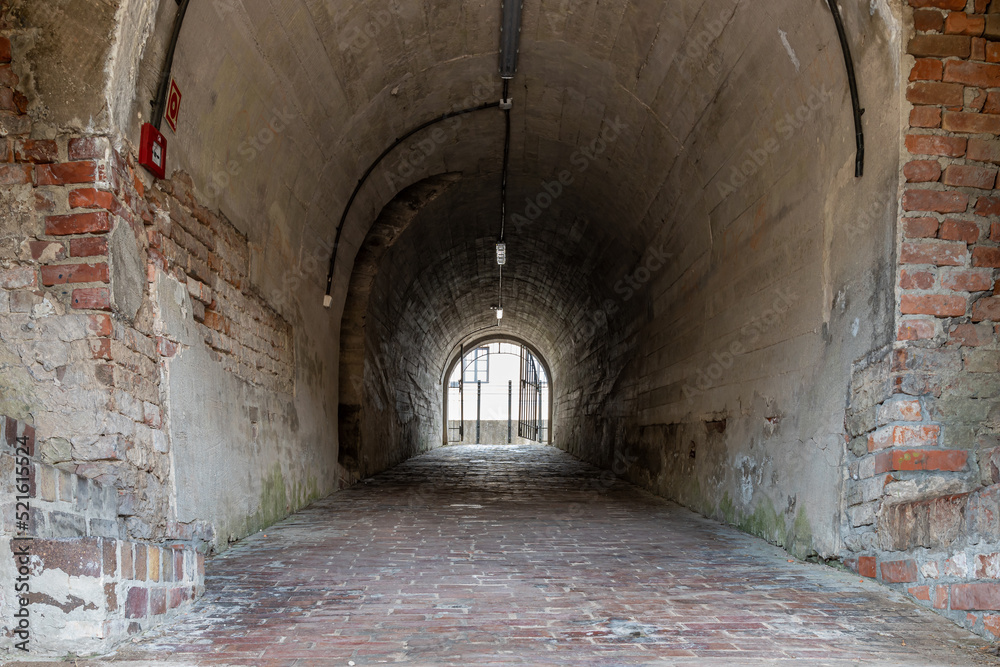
(555, 0, 902, 560)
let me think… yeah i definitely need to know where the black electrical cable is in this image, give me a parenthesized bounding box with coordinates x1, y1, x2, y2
(151, 0, 191, 130)
(324, 101, 501, 301)
(826, 0, 865, 177)
(497, 78, 512, 316)
(500, 78, 511, 242)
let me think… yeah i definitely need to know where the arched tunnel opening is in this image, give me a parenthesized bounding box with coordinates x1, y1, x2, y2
(440, 336, 553, 447)
(3, 0, 1000, 658)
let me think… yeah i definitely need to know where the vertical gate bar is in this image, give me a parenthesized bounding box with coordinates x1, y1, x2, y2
(518, 345, 525, 439)
(476, 380, 482, 444)
(524, 349, 531, 442)
(536, 387, 542, 441)
(459, 343, 464, 442)
(508, 379, 512, 444)
(532, 360, 537, 442)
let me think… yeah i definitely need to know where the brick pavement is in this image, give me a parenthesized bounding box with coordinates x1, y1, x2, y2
(42, 445, 1000, 665)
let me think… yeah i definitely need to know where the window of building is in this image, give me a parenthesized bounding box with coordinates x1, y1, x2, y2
(463, 347, 490, 384)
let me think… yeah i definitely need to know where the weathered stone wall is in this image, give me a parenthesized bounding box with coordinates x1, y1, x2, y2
(550, 0, 902, 563)
(150, 174, 295, 395)
(337, 178, 463, 484)
(840, 0, 1000, 640)
(0, 2, 338, 655)
(0, 416, 203, 656)
(1, 0, 337, 540)
(0, 14, 210, 651)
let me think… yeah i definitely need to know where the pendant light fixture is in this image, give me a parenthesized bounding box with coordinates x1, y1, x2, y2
(494, 1, 522, 323)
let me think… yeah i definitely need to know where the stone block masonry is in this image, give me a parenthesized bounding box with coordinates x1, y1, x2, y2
(841, 0, 1000, 641)
(0, 79, 177, 544)
(0, 415, 204, 656)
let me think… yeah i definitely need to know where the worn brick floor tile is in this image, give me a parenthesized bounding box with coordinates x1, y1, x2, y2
(46, 445, 998, 666)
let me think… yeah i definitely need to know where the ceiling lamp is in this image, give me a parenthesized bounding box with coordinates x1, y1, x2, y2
(494, 0, 522, 327)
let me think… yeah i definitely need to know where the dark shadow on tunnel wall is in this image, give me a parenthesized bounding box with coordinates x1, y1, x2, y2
(337, 175, 464, 485)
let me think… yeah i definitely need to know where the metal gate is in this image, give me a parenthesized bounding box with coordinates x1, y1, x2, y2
(518, 346, 542, 441)
(448, 344, 465, 442)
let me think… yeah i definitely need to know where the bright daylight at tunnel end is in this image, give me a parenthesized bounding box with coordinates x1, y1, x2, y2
(1, 0, 1000, 661)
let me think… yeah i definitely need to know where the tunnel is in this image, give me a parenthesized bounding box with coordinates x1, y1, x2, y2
(2, 0, 1000, 659)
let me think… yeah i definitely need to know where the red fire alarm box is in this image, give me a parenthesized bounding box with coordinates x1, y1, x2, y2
(139, 122, 167, 179)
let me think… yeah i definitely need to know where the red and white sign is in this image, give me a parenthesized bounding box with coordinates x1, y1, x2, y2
(165, 78, 181, 132)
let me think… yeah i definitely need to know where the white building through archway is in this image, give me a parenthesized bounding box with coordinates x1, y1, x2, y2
(445, 340, 550, 445)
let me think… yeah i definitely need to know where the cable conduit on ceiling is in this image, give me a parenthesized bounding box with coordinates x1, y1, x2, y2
(323, 101, 502, 305)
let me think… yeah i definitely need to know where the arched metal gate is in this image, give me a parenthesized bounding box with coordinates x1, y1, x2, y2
(446, 341, 546, 444)
(518, 346, 542, 442)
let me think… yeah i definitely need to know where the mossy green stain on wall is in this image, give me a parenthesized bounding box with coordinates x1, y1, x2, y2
(686, 476, 708, 515)
(737, 497, 784, 545)
(719, 491, 736, 525)
(246, 464, 289, 536)
(219, 467, 330, 546)
(787, 506, 814, 559)
(710, 492, 815, 559)
(291, 475, 322, 509)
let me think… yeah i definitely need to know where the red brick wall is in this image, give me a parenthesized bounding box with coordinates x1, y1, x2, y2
(0, 24, 292, 544)
(843, 0, 1000, 641)
(0, 28, 286, 653)
(146, 174, 294, 394)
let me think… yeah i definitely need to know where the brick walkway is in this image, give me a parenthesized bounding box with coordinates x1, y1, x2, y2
(98, 445, 996, 665)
